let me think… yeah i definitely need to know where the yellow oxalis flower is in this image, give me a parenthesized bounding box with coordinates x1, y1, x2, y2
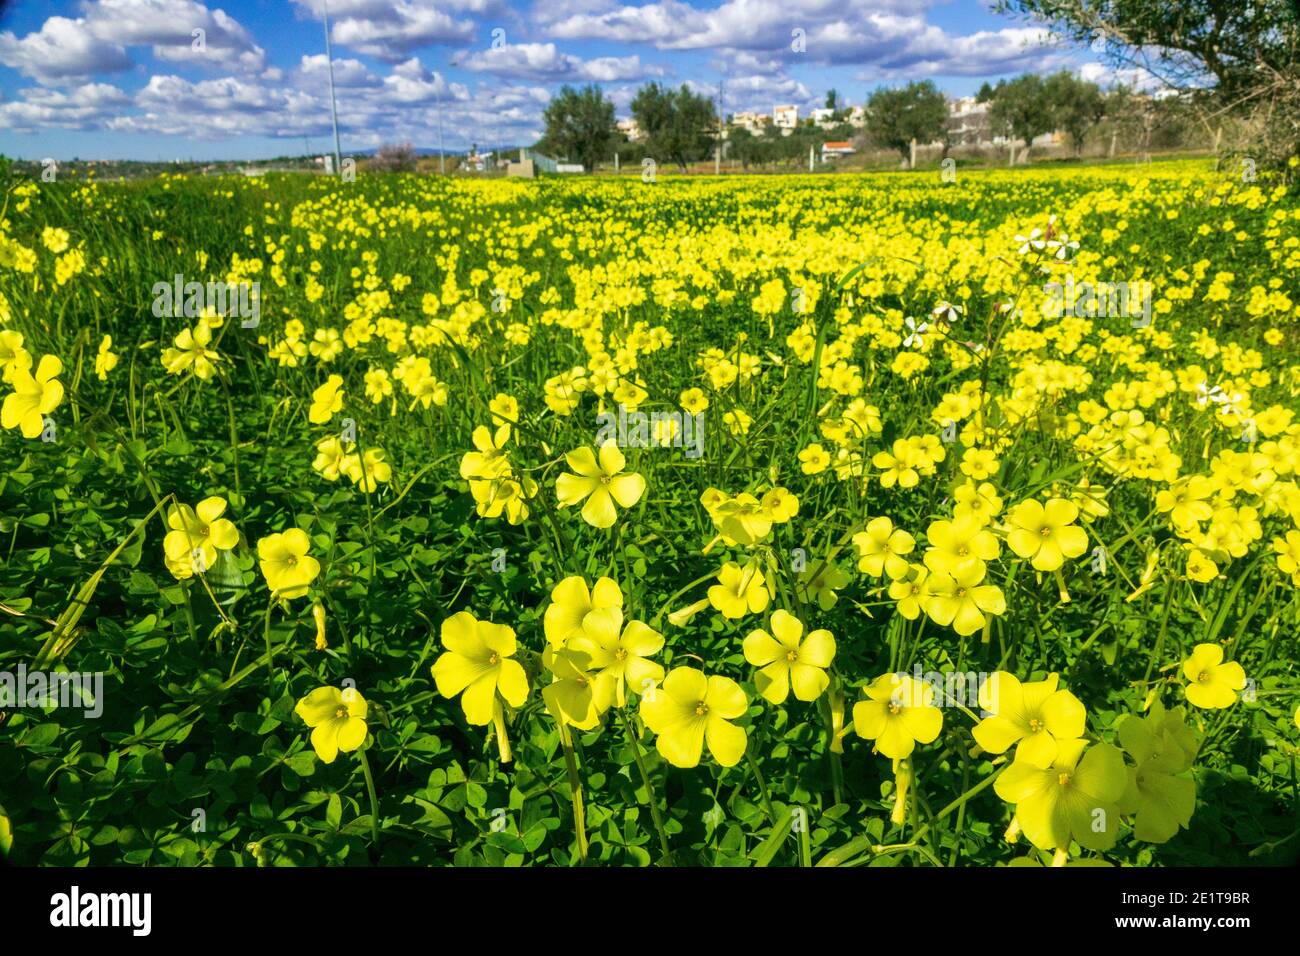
(431, 610, 529, 725)
(1006, 498, 1089, 572)
(161, 322, 221, 380)
(541, 645, 604, 731)
(309, 374, 344, 424)
(922, 562, 1006, 636)
(164, 496, 240, 576)
(543, 575, 623, 649)
(972, 672, 1086, 766)
(1181, 643, 1246, 709)
(742, 609, 836, 704)
(852, 673, 943, 759)
(708, 559, 770, 619)
(994, 739, 1128, 852)
(555, 441, 646, 529)
(853, 516, 915, 579)
(295, 686, 368, 764)
(640, 666, 748, 768)
(256, 528, 320, 600)
(569, 606, 664, 707)
(1, 354, 63, 439)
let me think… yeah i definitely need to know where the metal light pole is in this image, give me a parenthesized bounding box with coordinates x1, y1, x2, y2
(437, 87, 446, 174)
(322, 0, 343, 176)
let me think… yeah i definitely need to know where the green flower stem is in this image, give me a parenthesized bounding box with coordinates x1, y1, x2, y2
(745, 748, 776, 823)
(798, 815, 812, 867)
(619, 708, 673, 865)
(357, 745, 382, 855)
(560, 734, 589, 864)
(262, 595, 277, 691)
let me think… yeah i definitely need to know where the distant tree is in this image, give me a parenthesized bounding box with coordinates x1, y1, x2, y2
(539, 84, 616, 172)
(727, 126, 758, 168)
(631, 82, 717, 172)
(995, 0, 1300, 173)
(989, 74, 1054, 158)
(825, 89, 839, 111)
(864, 80, 949, 166)
(975, 81, 996, 103)
(1045, 71, 1105, 153)
(368, 143, 417, 173)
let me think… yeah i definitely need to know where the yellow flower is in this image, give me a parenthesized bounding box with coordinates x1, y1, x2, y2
(343, 447, 391, 491)
(568, 606, 664, 707)
(922, 562, 1006, 636)
(994, 739, 1127, 852)
(312, 435, 352, 481)
(309, 374, 344, 424)
(161, 322, 221, 380)
(555, 441, 646, 528)
(639, 666, 748, 768)
(295, 686, 368, 764)
(1005, 498, 1089, 571)
(743, 609, 835, 704)
(94, 335, 118, 381)
(1, 354, 63, 439)
(972, 672, 1085, 766)
(960, 447, 999, 480)
(543, 575, 624, 648)
(163, 496, 240, 578)
(460, 424, 512, 480)
(888, 564, 929, 619)
(256, 528, 320, 600)
(708, 559, 770, 619)
(1181, 643, 1246, 709)
(953, 480, 1003, 526)
(41, 227, 70, 254)
(852, 673, 943, 759)
(431, 611, 529, 725)
(924, 515, 999, 578)
(798, 442, 830, 474)
(541, 645, 603, 730)
(853, 516, 915, 579)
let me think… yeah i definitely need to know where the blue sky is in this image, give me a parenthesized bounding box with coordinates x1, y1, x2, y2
(0, 0, 1101, 160)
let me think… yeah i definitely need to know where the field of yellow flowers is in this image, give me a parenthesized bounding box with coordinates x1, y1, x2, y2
(1, 158, 1298, 867)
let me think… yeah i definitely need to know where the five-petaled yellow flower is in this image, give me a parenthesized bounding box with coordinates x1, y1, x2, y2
(556, 441, 646, 529)
(640, 666, 748, 768)
(852, 673, 943, 760)
(1181, 643, 1246, 709)
(295, 685, 369, 764)
(743, 609, 836, 704)
(1, 354, 63, 439)
(257, 528, 320, 599)
(994, 739, 1127, 852)
(164, 496, 239, 577)
(972, 672, 1085, 766)
(1006, 498, 1089, 571)
(431, 610, 529, 725)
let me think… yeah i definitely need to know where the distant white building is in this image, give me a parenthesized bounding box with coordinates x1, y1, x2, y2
(617, 118, 642, 142)
(945, 96, 1060, 148)
(847, 105, 866, 128)
(773, 104, 798, 130)
(821, 140, 856, 161)
(731, 111, 769, 133)
(810, 107, 836, 127)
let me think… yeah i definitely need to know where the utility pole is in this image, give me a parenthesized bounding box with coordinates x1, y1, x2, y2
(436, 83, 446, 174)
(715, 78, 723, 175)
(322, 0, 343, 176)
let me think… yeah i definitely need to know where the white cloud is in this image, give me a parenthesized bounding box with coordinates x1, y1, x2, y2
(0, 16, 133, 84)
(87, 0, 267, 74)
(456, 42, 659, 82)
(289, 0, 476, 61)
